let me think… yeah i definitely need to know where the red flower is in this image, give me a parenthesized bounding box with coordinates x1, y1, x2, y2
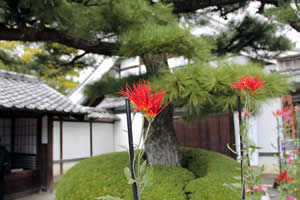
(276, 171, 295, 182)
(119, 80, 171, 120)
(231, 74, 265, 94)
(272, 108, 293, 121)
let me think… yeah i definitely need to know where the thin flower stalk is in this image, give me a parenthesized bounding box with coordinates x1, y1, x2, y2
(231, 74, 266, 200)
(273, 108, 294, 175)
(119, 80, 171, 200)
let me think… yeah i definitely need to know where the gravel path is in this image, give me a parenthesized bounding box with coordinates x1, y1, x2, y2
(14, 191, 55, 200)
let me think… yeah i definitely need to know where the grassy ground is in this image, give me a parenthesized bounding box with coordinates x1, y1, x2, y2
(56, 148, 240, 200)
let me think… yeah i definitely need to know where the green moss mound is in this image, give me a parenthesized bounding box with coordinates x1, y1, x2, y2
(56, 148, 240, 200)
(182, 148, 240, 200)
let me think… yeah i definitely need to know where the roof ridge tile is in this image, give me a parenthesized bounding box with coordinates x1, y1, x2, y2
(0, 69, 40, 83)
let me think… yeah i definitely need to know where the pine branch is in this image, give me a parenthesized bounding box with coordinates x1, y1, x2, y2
(171, 0, 278, 13)
(62, 52, 88, 66)
(0, 26, 118, 56)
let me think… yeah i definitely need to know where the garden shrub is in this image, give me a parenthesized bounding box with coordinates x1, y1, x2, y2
(56, 151, 194, 200)
(182, 148, 240, 200)
(56, 148, 240, 200)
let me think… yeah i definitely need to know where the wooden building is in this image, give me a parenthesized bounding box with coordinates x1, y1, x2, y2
(0, 70, 118, 199)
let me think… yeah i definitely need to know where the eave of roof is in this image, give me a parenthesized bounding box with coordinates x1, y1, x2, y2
(0, 70, 119, 121)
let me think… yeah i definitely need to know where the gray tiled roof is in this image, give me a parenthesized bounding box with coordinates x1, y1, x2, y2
(85, 107, 119, 120)
(97, 97, 125, 109)
(0, 70, 118, 121)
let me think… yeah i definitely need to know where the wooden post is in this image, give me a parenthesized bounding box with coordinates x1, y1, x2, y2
(59, 120, 63, 175)
(47, 116, 53, 191)
(90, 121, 93, 157)
(125, 97, 139, 200)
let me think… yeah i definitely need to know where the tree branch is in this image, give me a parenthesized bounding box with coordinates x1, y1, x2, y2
(0, 26, 118, 56)
(172, 0, 278, 13)
(289, 21, 300, 32)
(62, 52, 88, 66)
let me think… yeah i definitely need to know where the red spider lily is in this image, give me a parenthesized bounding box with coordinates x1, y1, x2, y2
(119, 80, 152, 112)
(276, 171, 295, 182)
(118, 80, 171, 120)
(231, 74, 265, 94)
(272, 110, 282, 117)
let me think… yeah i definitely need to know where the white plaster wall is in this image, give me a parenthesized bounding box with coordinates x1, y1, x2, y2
(114, 113, 143, 152)
(53, 121, 60, 161)
(92, 123, 114, 155)
(234, 98, 283, 171)
(41, 116, 48, 144)
(249, 116, 259, 166)
(53, 163, 61, 177)
(259, 156, 278, 174)
(233, 113, 259, 166)
(62, 122, 90, 159)
(53, 121, 115, 175)
(256, 98, 282, 153)
(63, 161, 79, 173)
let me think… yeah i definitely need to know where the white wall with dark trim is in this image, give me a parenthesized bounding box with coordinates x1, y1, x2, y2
(52, 120, 116, 176)
(113, 113, 143, 152)
(233, 98, 282, 173)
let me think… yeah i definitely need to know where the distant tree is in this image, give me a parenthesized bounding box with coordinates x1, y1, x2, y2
(264, 1, 299, 32)
(0, 41, 96, 94)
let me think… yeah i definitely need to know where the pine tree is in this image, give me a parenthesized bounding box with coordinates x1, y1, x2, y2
(0, 41, 95, 94)
(0, 0, 297, 166)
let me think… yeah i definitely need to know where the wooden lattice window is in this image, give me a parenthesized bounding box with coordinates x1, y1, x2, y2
(0, 118, 11, 152)
(15, 118, 37, 155)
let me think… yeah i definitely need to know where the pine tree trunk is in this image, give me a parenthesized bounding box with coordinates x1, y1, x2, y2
(141, 54, 181, 166)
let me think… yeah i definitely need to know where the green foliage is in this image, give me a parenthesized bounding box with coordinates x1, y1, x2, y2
(1, 0, 290, 60)
(85, 59, 293, 119)
(17, 0, 94, 38)
(264, 1, 300, 31)
(84, 73, 149, 98)
(154, 60, 294, 119)
(215, 16, 293, 59)
(181, 148, 240, 200)
(120, 23, 214, 58)
(0, 41, 91, 94)
(56, 151, 195, 200)
(99, 0, 212, 57)
(1, 0, 210, 58)
(56, 148, 240, 200)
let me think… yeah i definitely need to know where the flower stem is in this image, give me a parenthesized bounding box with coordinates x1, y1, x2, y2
(276, 117, 283, 175)
(136, 120, 152, 199)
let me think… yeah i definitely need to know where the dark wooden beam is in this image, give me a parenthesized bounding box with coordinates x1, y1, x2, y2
(52, 119, 114, 124)
(46, 115, 53, 191)
(59, 120, 63, 175)
(90, 121, 93, 157)
(53, 157, 88, 164)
